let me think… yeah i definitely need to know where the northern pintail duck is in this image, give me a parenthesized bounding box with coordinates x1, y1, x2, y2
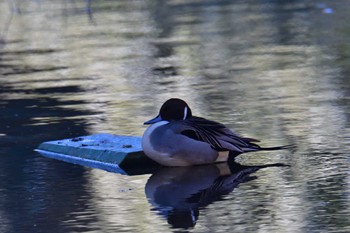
(142, 98, 290, 166)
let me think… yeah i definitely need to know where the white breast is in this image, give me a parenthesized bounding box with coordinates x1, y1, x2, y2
(142, 121, 191, 166)
(142, 121, 169, 156)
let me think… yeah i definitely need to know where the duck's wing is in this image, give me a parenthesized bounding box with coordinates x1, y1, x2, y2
(177, 116, 261, 152)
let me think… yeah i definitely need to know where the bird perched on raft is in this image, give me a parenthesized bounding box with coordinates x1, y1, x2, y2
(142, 98, 291, 166)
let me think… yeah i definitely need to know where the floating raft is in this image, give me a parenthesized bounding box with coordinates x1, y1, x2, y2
(35, 134, 160, 175)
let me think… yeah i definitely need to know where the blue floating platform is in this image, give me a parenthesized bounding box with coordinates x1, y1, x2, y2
(35, 134, 161, 175)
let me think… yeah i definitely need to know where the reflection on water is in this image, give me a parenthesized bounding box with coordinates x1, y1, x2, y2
(146, 162, 286, 229)
(1, 0, 350, 232)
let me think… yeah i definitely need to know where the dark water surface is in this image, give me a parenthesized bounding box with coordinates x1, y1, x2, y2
(1, 1, 350, 232)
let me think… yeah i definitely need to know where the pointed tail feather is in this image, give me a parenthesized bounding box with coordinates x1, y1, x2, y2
(241, 144, 295, 153)
(229, 144, 295, 161)
(258, 144, 295, 151)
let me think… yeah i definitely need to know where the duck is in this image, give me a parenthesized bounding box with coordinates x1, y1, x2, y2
(145, 162, 286, 228)
(142, 98, 291, 166)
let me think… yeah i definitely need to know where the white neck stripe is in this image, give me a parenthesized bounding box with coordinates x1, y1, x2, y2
(183, 107, 188, 120)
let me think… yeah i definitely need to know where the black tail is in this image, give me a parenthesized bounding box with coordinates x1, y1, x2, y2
(228, 161, 290, 172)
(258, 144, 295, 151)
(228, 144, 295, 161)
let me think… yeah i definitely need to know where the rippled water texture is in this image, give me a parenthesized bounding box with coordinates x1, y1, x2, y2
(0, 1, 350, 232)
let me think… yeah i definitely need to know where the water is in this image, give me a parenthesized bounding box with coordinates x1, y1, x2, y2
(1, 0, 350, 232)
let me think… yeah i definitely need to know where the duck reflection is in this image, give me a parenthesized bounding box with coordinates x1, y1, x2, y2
(145, 161, 286, 229)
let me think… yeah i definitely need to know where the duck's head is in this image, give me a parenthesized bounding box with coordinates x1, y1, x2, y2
(144, 98, 192, 125)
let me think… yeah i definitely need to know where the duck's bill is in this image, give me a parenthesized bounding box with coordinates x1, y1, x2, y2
(144, 115, 162, 125)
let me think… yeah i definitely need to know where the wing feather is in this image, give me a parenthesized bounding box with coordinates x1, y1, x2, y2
(178, 116, 261, 152)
